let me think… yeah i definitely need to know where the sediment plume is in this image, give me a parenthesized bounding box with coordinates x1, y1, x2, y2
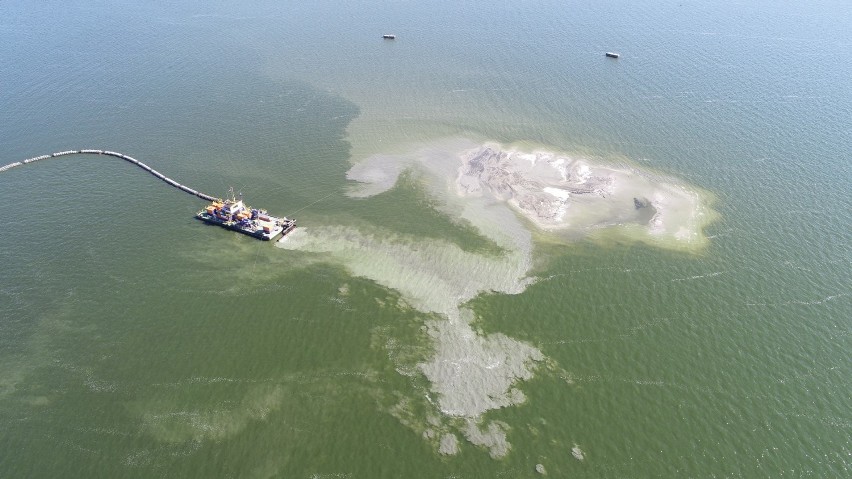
(281, 137, 716, 457)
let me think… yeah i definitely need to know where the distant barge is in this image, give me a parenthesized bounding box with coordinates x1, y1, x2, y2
(196, 188, 296, 241)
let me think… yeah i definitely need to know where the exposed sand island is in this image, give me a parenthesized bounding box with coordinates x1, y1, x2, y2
(281, 138, 716, 457)
(457, 144, 707, 242)
(348, 138, 715, 249)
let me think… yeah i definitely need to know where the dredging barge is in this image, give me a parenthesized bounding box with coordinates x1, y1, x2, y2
(196, 188, 296, 241)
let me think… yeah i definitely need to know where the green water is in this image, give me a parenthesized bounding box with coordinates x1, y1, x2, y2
(1, 1, 849, 477)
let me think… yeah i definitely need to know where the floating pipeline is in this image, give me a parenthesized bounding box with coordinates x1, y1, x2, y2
(1, 149, 218, 202)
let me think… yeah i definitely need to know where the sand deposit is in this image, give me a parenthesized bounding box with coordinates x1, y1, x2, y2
(280, 138, 715, 457)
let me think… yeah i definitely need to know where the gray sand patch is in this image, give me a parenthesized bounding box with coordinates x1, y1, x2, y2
(439, 433, 460, 455)
(462, 418, 511, 459)
(418, 309, 543, 418)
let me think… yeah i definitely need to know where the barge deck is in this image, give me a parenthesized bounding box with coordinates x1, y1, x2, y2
(196, 188, 296, 241)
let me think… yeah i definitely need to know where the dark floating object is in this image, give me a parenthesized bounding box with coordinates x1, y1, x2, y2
(382, 34, 396, 39)
(605, 52, 620, 58)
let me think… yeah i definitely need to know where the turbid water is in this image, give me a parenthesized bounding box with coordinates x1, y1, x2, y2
(1, 0, 850, 477)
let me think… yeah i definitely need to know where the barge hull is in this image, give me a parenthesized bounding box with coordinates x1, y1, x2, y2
(196, 213, 296, 241)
